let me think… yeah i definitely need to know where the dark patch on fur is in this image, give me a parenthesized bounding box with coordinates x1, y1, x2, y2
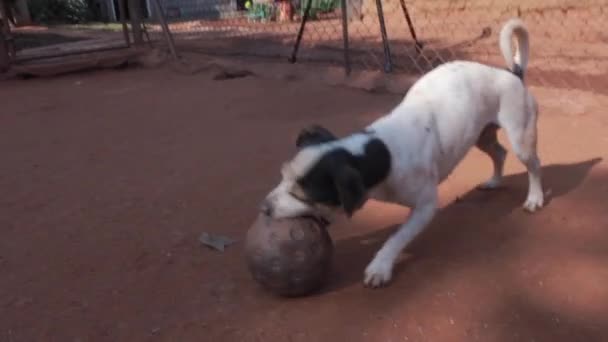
(296, 138, 391, 216)
(511, 64, 524, 81)
(476, 123, 501, 148)
(296, 125, 337, 148)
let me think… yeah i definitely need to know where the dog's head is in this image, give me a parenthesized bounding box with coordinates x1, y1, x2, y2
(261, 125, 390, 221)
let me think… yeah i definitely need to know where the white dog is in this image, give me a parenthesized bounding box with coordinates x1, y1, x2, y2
(261, 18, 543, 288)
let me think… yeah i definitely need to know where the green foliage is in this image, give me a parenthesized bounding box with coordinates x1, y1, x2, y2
(299, 0, 338, 18)
(247, 2, 274, 21)
(317, 0, 337, 12)
(28, 0, 97, 24)
(246, 0, 338, 22)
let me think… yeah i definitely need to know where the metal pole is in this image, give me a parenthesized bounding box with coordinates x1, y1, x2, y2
(374, 0, 392, 72)
(340, 0, 351, 75)
(0, 25, 9, 72)
(289, 0, 313, 63)
(118, 0, 131, 47)
(398, 0, 422, 53)
(0, 0, 13, 67)
(151, 0, 178, 60)
(128, 0, 144, 45)
(15, 44, 130, 63)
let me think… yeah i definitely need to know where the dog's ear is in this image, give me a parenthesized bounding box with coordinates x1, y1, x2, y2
(333, 165, 366, 217)
(296, 125, 337, 149)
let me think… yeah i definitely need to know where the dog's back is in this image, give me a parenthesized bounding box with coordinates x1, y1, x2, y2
(369, 19, 534, 184)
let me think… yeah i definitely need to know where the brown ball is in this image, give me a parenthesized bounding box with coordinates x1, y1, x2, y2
(245, 214, 333, 297)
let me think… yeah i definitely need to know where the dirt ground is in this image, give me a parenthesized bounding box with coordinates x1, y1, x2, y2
(1, 62, 608, 342)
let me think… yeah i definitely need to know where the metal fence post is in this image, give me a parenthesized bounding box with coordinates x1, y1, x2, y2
(398, 0, 423, 53)
(128, 0, 144, 45)
(289, 0, 313, 63)
(340, 0, 351, 75)
(374, 0, 392, 73)
(0, 0, 11, 71)
(151, 0, 178, 60)
(0, 28, 9, 72)
(119, 0, 131, 47)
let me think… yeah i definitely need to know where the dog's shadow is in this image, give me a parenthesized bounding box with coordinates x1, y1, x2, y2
(324, 157, 603, 293)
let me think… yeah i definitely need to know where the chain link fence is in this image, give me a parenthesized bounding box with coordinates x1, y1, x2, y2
(143, 0, 607, 92)
(2, 0, 607, 93)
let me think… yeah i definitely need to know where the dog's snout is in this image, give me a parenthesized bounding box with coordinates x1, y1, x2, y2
(260, 200, 273, 217)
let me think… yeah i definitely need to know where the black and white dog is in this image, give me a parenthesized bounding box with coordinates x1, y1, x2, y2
(261, 18, 544, 287)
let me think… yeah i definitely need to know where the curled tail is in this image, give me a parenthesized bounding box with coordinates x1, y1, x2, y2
(499, 18, 529, 80)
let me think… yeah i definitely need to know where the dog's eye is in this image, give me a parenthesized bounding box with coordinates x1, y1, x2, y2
(289, 190, 312, 204)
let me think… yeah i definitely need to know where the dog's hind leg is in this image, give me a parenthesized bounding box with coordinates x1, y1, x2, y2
(476, 123, 507, 190)
(501, 102, 544, 212)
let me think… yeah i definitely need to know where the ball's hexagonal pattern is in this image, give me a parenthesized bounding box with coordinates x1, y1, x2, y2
(245, 214, 333, 297)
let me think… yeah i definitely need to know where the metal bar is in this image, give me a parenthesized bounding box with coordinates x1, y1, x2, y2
(151, 0, 178, 60)
(14, 44, 129, 63)
(118, 0, 130, 47)
(0, 0, 15, 61)
(108, 0, 117, 21)
(142, 22, 153, 47)
(289, 0, 313, 63)
(128, 0, 144, 45)
(0, 27, 9, 71)
(340, 0, 351, 75)
(374, 0, 392, 72)
(398, 0, 422, 53)
(15, 45, 127, 64)
(142, 23, 149, 42)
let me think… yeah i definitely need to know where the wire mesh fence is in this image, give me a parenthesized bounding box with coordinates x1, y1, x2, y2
(2, 0, 607, 93)
(143, 0, 607, 92)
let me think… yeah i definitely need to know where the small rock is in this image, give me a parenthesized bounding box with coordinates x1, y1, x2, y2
(199, 232, 236, 252)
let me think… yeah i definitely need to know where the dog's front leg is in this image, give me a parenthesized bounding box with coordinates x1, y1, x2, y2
(364, 187, 438, 288)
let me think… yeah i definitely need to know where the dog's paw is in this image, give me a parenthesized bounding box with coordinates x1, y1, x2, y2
(477, 177, 502, 191)
(523, 195, 544, 213)
(364, 258, 393, 288)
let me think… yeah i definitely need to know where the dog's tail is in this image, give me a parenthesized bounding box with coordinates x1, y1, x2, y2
(499, 18, 529, 80)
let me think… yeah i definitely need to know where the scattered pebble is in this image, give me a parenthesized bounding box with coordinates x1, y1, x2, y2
(199, 232, 236, 252)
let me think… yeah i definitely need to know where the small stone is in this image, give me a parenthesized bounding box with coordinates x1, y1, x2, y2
(199, 232, 236, 252)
